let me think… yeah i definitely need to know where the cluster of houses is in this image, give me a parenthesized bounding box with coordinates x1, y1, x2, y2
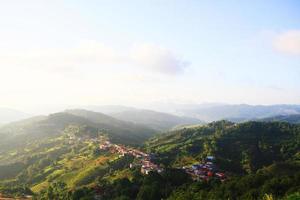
(130, 156, 163, 175)
(99, 141, 145, 157)
(99, 140, 163, 175)
(183, 156, 226, 182)
(99, 141, 112, 150)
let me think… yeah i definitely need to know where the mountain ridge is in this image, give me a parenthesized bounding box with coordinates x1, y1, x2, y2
(153, 103, 300, 122)
(109, 109, 203, 131)
(0, 109, 156, 150)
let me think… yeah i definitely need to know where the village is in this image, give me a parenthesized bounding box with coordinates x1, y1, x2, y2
(182, 156, 226, 182)
(99, 140, 163, 175)
(0, 137, 227, 200)
(99, 139, 227, 182)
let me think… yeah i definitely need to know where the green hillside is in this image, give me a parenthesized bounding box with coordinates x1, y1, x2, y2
(142, 121, 300, 199)
(0, 110, 157, 198)
(0, 132, 134, 198)
(146, 121, 300, 174)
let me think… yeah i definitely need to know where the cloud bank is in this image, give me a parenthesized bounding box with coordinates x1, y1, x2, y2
(273, 30, 300, 56)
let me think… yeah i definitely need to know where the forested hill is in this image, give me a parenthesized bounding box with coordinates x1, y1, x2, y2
(0, 109, 156, 150)
(146, 121, 300, 174)
(142, 121, 300, 199)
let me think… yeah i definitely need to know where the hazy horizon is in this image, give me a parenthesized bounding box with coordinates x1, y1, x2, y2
(1, 1, 300, 110)
(2, 102, 300, 117)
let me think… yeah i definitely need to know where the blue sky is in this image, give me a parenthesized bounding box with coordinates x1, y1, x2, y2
(0, 0, 299, 110)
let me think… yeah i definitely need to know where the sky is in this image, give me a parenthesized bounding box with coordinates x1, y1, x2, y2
(0, 0, 300, 112)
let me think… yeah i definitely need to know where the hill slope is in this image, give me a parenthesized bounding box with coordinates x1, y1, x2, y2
(0, 133, 135, 195)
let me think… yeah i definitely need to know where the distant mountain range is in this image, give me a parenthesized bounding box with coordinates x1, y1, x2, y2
(150, 103, 300, 122)
(1, 104, 300, 129)
(261, 114, 300, 124)
(109, 109, 202, 131)
(77, 106, 202, 131)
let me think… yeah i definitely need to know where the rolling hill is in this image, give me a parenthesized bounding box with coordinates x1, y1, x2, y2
(0, 109, 156, 152)
(64, 109, 156, 143)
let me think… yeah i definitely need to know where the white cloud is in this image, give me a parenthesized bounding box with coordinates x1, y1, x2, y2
(0, 41, 189, 75)
(130, 43, 190, 75)
(273, 30, 300, 56)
